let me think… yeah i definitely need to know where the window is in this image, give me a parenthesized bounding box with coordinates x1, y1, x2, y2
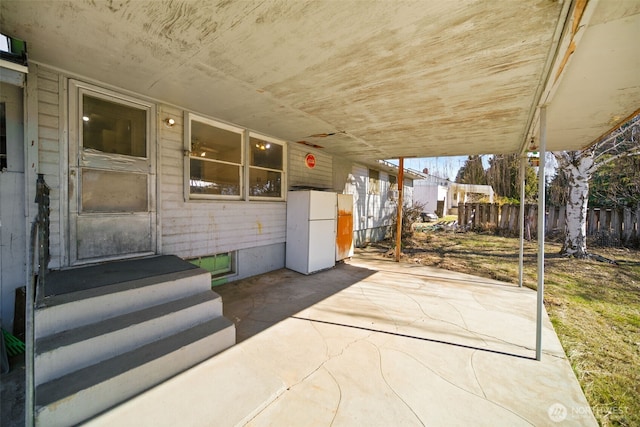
(249, 133, 285, 199)
(78, 91, 151, 214)
(187, 116, 243, 198)
(189, 252, 235, 280)
(82, 95, 147, 157)
(368, 169, 380, 195)
(185, 113, 286, 201)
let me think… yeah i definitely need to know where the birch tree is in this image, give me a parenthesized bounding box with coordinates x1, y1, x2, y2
(553, 115, 639, 258)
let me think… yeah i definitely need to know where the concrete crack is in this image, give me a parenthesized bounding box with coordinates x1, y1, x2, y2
(396, 287, 490, 348)
(309, 315, 330, 359)
(388, 348, 536, 427)
(374, 343, 425, 426)
(470, 350, 487, 398)
(243, 322, 373, 425)
(357, 283, 402, 332)
(325, 367, 342, 427)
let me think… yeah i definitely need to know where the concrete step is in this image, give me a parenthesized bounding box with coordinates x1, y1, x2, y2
(35, 316, 235, 427)
(35, 258, 212, 338)
(35, 291, 223, 385)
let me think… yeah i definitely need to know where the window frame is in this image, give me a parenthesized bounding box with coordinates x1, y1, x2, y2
(247, 131, 286, 201)
(184, 112, 245, 201)
(188, 251, 236, 280)
(368, 169, 380, 195)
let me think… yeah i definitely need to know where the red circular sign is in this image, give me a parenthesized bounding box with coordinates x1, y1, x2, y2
(305, 153, 316, 169)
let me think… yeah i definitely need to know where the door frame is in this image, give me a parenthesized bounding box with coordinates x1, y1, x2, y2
(67, 79, 157, 265)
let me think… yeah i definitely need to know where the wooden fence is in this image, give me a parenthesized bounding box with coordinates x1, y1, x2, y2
(457, 203, 640, 247)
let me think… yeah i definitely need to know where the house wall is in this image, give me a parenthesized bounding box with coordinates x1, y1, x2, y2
(29, 66, 415, 282)
(157, 105, 286, 279)
(336, 165, 413, 247)
(414, 180, 449, 215)
(0, 82, 26, 332)
(287, 147, 413, 248)
(32, 68, 286, 280)
(414, 183, 439, 214)
(37, 66, 64, 269)
(287, 143, 332, 189)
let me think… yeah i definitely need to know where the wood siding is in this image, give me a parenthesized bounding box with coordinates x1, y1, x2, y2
(287, 143, 332, 189)
(32, 67, 413, 268)
(37, 67, 63, 268)
(158, 105, 286, 259)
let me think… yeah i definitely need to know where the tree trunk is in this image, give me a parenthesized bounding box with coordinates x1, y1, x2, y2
(561, 158, 592, 258)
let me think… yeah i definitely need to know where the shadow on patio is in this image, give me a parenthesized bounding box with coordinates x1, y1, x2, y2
(87, 255, 597, 426)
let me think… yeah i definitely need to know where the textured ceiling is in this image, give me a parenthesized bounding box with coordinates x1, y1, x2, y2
(1, 0, 638, 162)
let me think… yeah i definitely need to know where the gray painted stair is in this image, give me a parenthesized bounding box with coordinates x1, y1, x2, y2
(35, 291, 223, 385)
(35, 317, 235, 427)
(35, 267, 212, 338)
(33, 255, 236, 426)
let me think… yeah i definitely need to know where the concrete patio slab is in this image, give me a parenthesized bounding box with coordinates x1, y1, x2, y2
(86, 255, 596, 426)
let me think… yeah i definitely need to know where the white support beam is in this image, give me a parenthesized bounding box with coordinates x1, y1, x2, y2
(518, 156, 525, 288)
(395, 158, 404, 262)
(536, 105, 547, 361)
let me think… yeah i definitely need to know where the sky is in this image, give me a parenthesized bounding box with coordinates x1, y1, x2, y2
(387, 154, 556, 182)
(386, 156, 475, 180)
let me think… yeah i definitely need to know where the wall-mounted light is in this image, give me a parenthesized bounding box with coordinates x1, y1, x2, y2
(255, 142, 271, 150)
(164, 118, 176, 128)
(82, 116, 90, 122)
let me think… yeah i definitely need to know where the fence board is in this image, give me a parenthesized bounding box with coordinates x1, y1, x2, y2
(455, 203, 639, 247)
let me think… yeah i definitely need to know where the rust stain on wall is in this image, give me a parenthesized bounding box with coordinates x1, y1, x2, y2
(256, 220, 263, 234)
(336, 210, 353, 260)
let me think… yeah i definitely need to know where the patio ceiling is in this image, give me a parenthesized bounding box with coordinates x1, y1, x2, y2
(1, 0, 638, 163)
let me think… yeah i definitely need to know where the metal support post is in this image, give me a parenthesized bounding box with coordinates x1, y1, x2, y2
(536, 106, 547, 361)
(519, 156, 525, 287)
(395, 158, 404, 262)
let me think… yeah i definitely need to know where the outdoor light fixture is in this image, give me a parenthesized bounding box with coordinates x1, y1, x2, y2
(255, 142, 271, 150)
(164, 118, 176, 127)
(82, 116, 90, 122)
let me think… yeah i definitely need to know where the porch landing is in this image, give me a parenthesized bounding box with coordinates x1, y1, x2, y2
(86, 254, 597, 426)
(43, 255, 200, 297)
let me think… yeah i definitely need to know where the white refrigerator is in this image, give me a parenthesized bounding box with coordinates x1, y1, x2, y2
(286, 190, 337, 274)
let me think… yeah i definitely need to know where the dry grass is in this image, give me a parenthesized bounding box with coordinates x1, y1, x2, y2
(374, 230, 640, 427)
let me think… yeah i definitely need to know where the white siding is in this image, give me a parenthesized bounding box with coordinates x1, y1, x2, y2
(287, 143, 332, 189)
(158, 105, 286, 260)
(349, 164, 368, 233)
(414, 183, 439, 214)
(37, 67, 63, 268)
(404, 178, 414, 207)
(29, 68, 413, 271)
(332, 157, 352, 193)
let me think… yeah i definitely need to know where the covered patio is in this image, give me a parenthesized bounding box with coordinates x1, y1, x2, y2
(86, 252, 596, 426)
(2, 0, 638, 424)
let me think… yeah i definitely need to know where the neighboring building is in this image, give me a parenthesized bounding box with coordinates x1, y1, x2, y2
(413, 176, 495, 217)
(413, 174, 451, 217)
(447, 183, 495, 215)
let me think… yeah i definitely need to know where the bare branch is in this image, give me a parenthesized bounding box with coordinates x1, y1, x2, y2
(591, 122, 640, 161)
(591, 150, 640, 173)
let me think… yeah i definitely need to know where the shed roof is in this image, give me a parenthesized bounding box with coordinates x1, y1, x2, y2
(1, 0, 638, 162)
